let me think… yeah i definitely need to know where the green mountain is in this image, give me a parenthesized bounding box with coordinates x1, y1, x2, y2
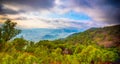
(65, 25, 120, 48)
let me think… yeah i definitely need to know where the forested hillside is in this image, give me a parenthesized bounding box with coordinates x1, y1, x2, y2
(66, 25, 120, 48)
(0, 20, 120, 64)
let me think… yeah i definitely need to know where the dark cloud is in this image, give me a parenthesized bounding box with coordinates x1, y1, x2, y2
(0, 1, 3, 14)
(0, 0, 55, 15)
(72, 0, 92, 8)
(100, 0, 120, 24)
(0, 4, 20, 15)
(2, 8, 20, 14)
(0, 4, 2, 11)
(1, 0, 18, 15)
(104, 0, 120, 7)
(72, 0, 120, 25)
(3, 0, 55, 9)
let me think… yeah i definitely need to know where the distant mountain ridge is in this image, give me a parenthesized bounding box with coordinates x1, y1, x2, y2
(16, 28, 81, 41)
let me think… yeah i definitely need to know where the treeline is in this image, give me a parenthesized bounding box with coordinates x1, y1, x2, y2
(0, 20, 120, 64)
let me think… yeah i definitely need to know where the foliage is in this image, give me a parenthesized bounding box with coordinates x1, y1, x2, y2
(0, 20, 120, 64)
(0, 19, 21, 41)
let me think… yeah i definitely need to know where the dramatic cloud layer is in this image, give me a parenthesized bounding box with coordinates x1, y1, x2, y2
(0, 0, 120, 29)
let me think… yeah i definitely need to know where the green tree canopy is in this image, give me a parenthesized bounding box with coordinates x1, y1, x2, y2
(0, 19, 21, 41)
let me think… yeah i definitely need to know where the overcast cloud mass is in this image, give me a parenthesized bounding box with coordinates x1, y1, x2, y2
(0, 0, 120, 28)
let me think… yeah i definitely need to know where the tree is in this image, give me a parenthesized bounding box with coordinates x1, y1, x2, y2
(0, 19, 21, 41)
(12, 38, 27, 51)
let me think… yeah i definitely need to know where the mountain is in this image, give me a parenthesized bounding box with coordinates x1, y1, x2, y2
(66, 25, 120, 48)
(16, 28, 80, 42)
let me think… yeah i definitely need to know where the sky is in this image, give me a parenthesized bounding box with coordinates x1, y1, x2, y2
(0, 0, 120, 41)
(0, 0, 120, 29)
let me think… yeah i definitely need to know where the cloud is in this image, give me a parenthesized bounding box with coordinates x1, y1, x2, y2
(69, 0, 120, 25)
(13, 18, 71, 29)
(0, 0, 56, 15)
(0, 2, 4, 14)
(10, 17, 101, 30)
(2, 8, 20, 14)
(2, 0, 55, 10)
(0, 0, 119, 29)
(0, 3, 20, 15)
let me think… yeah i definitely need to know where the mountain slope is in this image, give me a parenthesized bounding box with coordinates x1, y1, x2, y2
(66, 25, 120, 48)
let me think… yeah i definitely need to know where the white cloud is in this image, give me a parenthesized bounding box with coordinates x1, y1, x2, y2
(11, 16, 105, 29)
